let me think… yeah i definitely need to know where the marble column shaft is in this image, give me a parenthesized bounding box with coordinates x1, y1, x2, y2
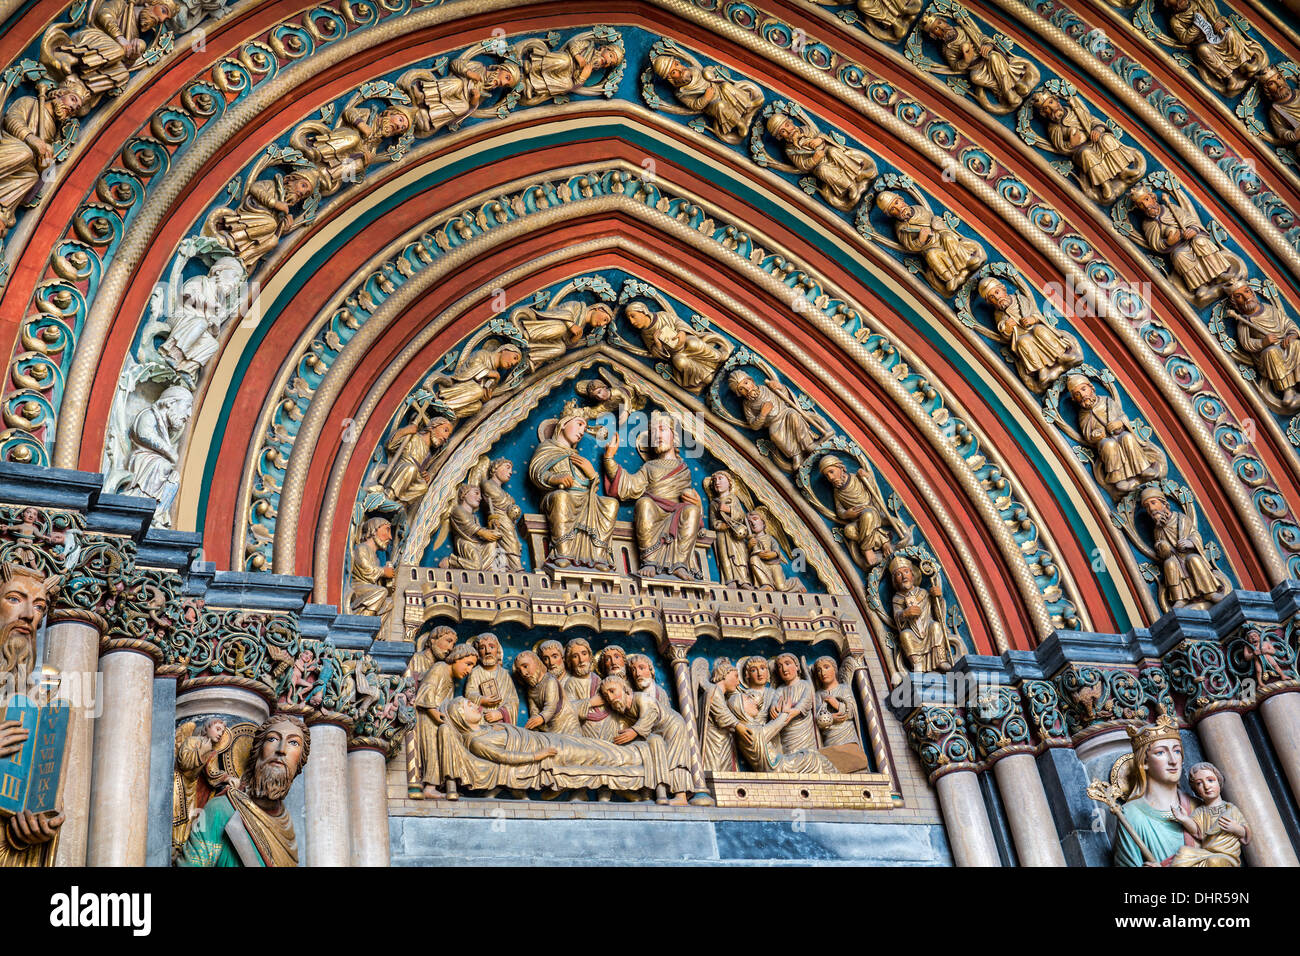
(935, 770, 1002, 867)
(991, 752, 1067, 867)
(304, 722, 350, 867)
(1196, 710, 1299, 867)
(86, 650, 155, 866)
(1259, 693, 1300, 806)
(348, 748, 390, 866)
(46, 620, 100, 867)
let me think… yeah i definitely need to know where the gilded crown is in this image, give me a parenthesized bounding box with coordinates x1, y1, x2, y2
(1126, 715, 1179, 751)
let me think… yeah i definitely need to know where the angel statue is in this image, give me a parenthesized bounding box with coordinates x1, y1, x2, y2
(814, 453, 906, 571)
(512, 293, 614, 367)
(762, 105, 877, 212)
(1130, 486, 1231, 610)
(919, 11, 1040, 114)
(622, 297, 731, 392)
(1126, 184, 1244, 306)
(434, 482, 508, 572)
(1222, 281, 1300, 414)
(288, 95, 413, 196)
(172, 716, 245, 860)
(975, 275, 1083, 392)
(1026, 90, 1146, 205)
(745, 510, 805, 593)
(647, 44, 764, 144)
(396, 58, 522, 138)
(203, 160, 321, 271)
(528, 404, 619, 571)
(874, 188, 985, 297)
(429, 342, 523, 421)
(1063, 374, 1166, 498)
(884, 552, 960, 677)
(1159, 0, 1268, 97)
(703, 470, 752, 587)
(472, 455, 524, 571)
(513, 31, 624, 107)
(1255, 66, 1300, 148)
(574, 367, 647, 429)
(726, 369, 829, 471)
(603, 412, 703, 580)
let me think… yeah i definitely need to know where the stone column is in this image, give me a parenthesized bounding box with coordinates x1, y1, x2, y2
(86, 646, 158, 866)
(304, 721, 350, 867)
(905, 705, 1000, 867)
(348, 746, 390, 866)
(846, 654, 892, 772)
(1259, 692, 1300, 804)
(661, 640, 713, 805)
(1195, 709, 1300, 867)
(44, 618, 102, 867)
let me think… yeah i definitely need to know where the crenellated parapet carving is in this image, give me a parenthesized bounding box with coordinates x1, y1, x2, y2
(904, 704, 977, 780)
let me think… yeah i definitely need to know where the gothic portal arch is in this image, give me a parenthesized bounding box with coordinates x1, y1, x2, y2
(0, 0, 1297, 870)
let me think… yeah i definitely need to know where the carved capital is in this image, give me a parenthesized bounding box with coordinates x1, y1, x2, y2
(1223, 622, 1300, 704)
(102, 568, 184, 663)
(904, 705, 977, 780)
(1054, 664, 1146, 737)
(349, 671, 415, 756)
(49, 533, 136, 629)
(1165, 638, 1250, 722)
(1020, 679, 1070, 747)
(968, 686, 1033, 762)
(182, 608, 300, 699)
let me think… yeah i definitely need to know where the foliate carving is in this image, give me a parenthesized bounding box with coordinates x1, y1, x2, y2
(1139, 665, 1177, 719)
(50, 533, 134, 628)
(1055, 664, 1145, 735)
(1021, 679, 1070, 746)
(968, 685, 1032, 761)
(1226, 623, 1299, 696)
(904, 705, 976, 778)
(0, 505, 80, 575)
(103, 568, 183, 659)
(350, 672, 414, 755)
(183, 608, 299, 694)
(1165, 638, 1247, 721)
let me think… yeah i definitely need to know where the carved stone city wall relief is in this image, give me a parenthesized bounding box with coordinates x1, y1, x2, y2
(7, 16, 1280, 585)
(397, 617, 893, 809)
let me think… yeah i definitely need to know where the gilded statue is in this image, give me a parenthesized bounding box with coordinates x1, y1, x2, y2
(437, 696, 670, 798)
(40, 0, 178, 108)
(728, 370, 827, 471)
(409, 624, 457, 684)
(1064, 375, 1166, 498)
(626, 653, 672, 711)
(1138, 487, 1230, 609)
(920, 12, 1040, 114)
(514, 299, 614, 367)
(818, 455, 895, 570)
(847, 0, 921, 43)
(603, 414, 703, 579)
(178, 714, 308, 867)
(476, 457, 524, 571)
(413, 642, 478, 798)
(0, 87, 84, 241)
(562, 637, 621, 740)
(889, 554, 956, 675)
(736, 655, 777, 716)
(1090, 717, 1248, 866)
(770, 653, 818, 754)
(1027, 91, 1146, 205)
(120, 385, 193, 527)
(172, 717, 241, 859)
(464, 632, 520, 724)
(288, 100, 412, 196)
(0, 564, 62, 867)
(528, 408, 618, 571)
(875, 189, 986, 296)
(649, 48, 764, 144)
(700, 658, 750, 772)
(347, 517, 395, 616)
(430, 343, 522, 421)
(203, 164, 320, 271)
(396, 59, 521, 137)
(1256, 67, 1300, 147)
(376, 415, 452, 506)
(812, 656, 859, 748)
(729, 685, 836, 774)
(514, 32, 624, 107)
(746, 511, 803, 593)
(438, 483, 507, 572)
(1128, 186, 1244, 306)
(517, 651, 581, 734)
(574, 368, 646, 429)
(624, 300, 732, 392)
(703, 471, 751, 588)
(1160, 0, 1267, 96)
(763, 106, 877, 211)
(537, 639, 566, 681)
(600, 676, 693, 804)
(976, 276, 1083, 392)
(1222, 282, 1300, 413)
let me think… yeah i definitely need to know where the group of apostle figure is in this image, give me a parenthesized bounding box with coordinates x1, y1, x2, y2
(407, 626, 871, 804)
(409, 628, 698, 803)
(700, 653, 869, 777)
